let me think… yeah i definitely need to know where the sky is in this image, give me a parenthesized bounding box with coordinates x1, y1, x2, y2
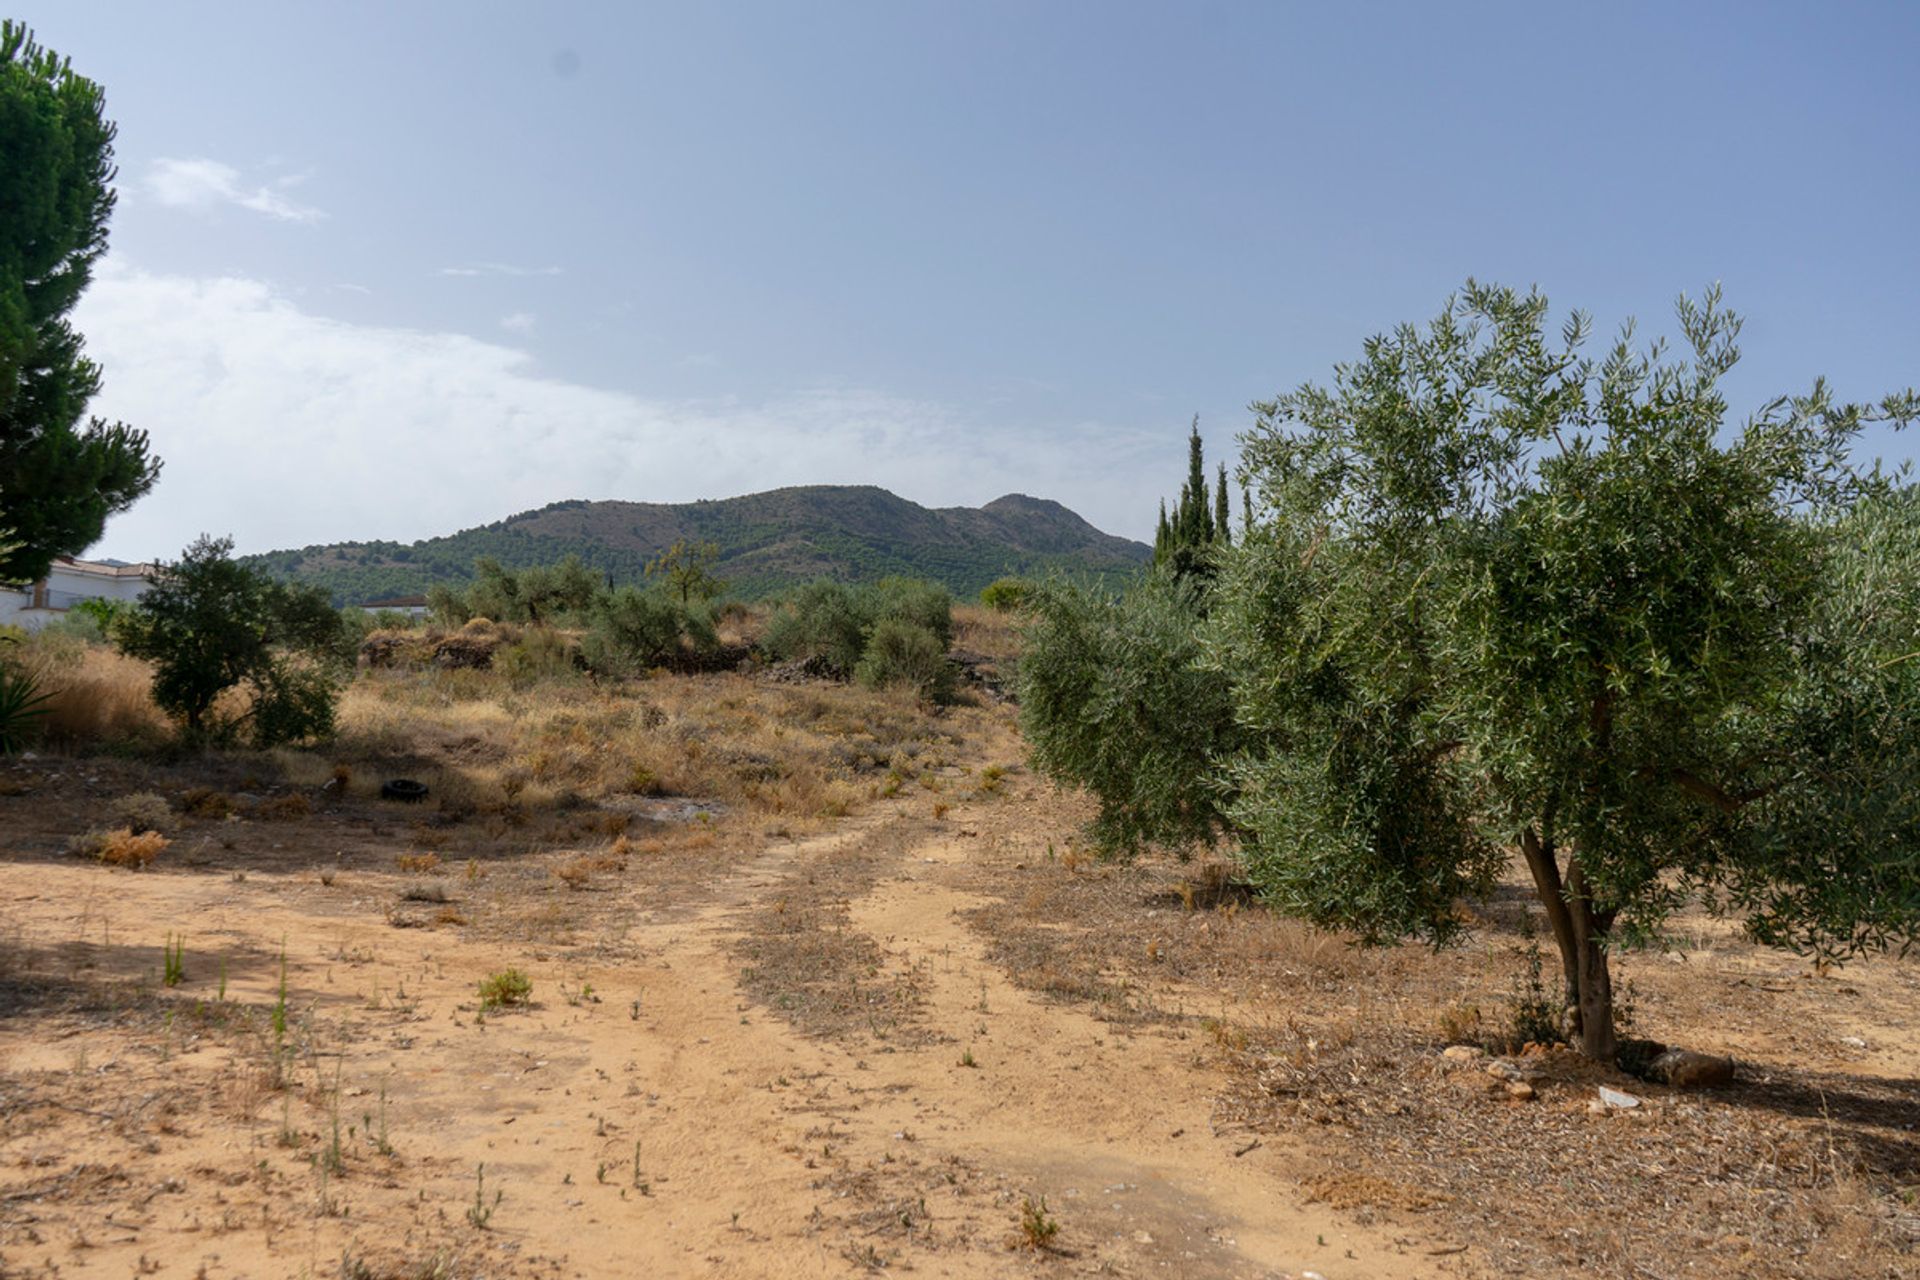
(32, 1, 1920, 560)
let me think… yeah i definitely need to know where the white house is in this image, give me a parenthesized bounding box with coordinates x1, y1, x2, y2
(0, 556, 158, 631)
(357, 594, 433, 620)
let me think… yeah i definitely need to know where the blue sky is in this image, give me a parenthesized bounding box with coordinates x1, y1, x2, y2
(38, 1, 1920, 559)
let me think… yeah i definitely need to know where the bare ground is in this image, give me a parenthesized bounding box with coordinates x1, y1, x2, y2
(1, 689, 1916, 1279)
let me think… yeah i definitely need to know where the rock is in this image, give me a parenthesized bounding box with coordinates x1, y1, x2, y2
(1649, 1049, 1736, 1090)
(1442, 1045, 1484, 1063)
(1586, 1099, 1609, 1116)
(1597, 1085, 1642, 1110)
(1839, 1035, 1868, 1050)
(1506, 1082, 1536, 1101)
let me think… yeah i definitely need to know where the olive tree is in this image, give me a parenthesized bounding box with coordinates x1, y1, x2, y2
(1018, 573, 1238, 855)
(1216, 282, 1918, 1061)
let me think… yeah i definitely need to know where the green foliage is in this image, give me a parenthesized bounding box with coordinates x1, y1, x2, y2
(645, 538, 727, 606)
(979, 576, 1032, 611)
(580, 586, 715, 676)
(69, 595, 130, 637)
(115, 535, 347, 746)
(0, 656, 51, 753)
(1213, 280, 1919, 1060)
(854, 617, 955, 702)
(763, 577, 954, 682)
(1017, 574, 1237, 855)
(0, 24, 159, 582)
(496, 626, 581, 687)
(761, 580, 874, 676)
(428, 554, 600, 624)
(477, 969, 531, 1011)
(1153, 419, 1229, 580)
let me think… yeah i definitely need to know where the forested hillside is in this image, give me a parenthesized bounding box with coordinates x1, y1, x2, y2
(240, 486, 1149, 603)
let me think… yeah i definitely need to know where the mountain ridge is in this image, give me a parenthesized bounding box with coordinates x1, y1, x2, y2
(241, 484, 1150, 604)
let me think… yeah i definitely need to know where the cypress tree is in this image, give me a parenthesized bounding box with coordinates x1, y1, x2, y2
(1214, 462, 1231, 545)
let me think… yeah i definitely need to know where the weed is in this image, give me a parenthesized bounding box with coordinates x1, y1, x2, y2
(162, 933, 185, 987)
(467, 1163, 502, 1228)
(478, 968, 532, 1011)
(396, 851, 441, 874)
(959, 1048, 978, 1069)
(1018, 1196, 1060, 1250)
(1497, 934, 1566, 1052)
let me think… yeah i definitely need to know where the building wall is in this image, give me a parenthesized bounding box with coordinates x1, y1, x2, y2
(0, 559, 155, 632)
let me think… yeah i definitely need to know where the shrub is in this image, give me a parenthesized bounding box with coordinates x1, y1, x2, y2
(70, 826, 168, 868)
(477, 968, 532, 1011)
(855, 618, 955, 702)
(1017, 573, 1237, 856)
(868, 577, 953, 650)
(582, 588, 714, 676)
(115, 536, 347, 746)
(763, 577, 954, 677)
(762, 581, 869, 675)
(108, 791, 171, 834)
(979, 577, 1032, 611)
(496, 626, 581, 686)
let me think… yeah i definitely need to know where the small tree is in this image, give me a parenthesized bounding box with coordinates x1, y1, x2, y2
(1218, 282, 1919, 1060)
(645, 539, 727, 607)
(580, 586, 715, 676)
(116, 536, 346, 745)
(0, 24, 160, 582)
(1018, 574, 1238, 855)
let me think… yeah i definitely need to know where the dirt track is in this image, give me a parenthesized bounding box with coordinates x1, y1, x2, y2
(0, 772, 1463, 1279)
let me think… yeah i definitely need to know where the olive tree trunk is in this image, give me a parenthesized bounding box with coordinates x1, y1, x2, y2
(1520, 828, 1619, 1062)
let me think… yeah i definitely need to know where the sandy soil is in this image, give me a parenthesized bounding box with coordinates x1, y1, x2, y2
(4, 701, 1916, 1280)
(0, 746, 1456, 1280)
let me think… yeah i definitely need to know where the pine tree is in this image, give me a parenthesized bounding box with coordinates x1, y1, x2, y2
(0, 24, 159, 581)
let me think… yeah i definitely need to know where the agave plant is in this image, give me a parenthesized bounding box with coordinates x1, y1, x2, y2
(0, 661, 51, 753)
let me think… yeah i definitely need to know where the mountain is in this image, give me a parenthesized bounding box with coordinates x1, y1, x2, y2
(241, 486, 1151, 604)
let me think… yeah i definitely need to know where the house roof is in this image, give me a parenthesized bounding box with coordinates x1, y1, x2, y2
(53, 556, 159, 579)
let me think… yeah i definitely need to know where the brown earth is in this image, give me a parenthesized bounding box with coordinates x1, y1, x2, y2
(1, 676, 1916, 1279)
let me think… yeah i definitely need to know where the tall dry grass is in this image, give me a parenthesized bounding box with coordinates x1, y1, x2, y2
(11, 634, 171, 749)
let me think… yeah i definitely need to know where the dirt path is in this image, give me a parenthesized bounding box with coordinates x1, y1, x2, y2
(0, 789, 1461, 1279)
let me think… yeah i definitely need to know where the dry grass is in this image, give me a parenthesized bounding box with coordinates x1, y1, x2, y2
(334, 664, 959, 838)
(950, 603, 1019, 664)
(15, 640, 170, 749)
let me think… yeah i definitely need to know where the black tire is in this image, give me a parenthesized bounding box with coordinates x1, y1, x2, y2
(380, 779, 429, 803)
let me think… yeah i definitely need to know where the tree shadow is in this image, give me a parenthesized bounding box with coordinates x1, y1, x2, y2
(1716, 1065, 1920, 1180)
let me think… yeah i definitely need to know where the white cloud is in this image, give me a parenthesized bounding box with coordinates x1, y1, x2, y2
(74, 264, 1162, 560)
(146, 158, 324, 224)
(499, 311, 536, 334)
(438, 263, 564, 278)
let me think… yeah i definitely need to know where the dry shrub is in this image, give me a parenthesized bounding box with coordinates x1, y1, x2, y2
(252, 793, 312, 821)
(554, 851, 626, 890)
(109, 791, 172, 834)
(181, 787, 236, 819)
(396, 852, 441, 874)
(951, 603, 1019, 663)
(70, 826, 169, 868)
